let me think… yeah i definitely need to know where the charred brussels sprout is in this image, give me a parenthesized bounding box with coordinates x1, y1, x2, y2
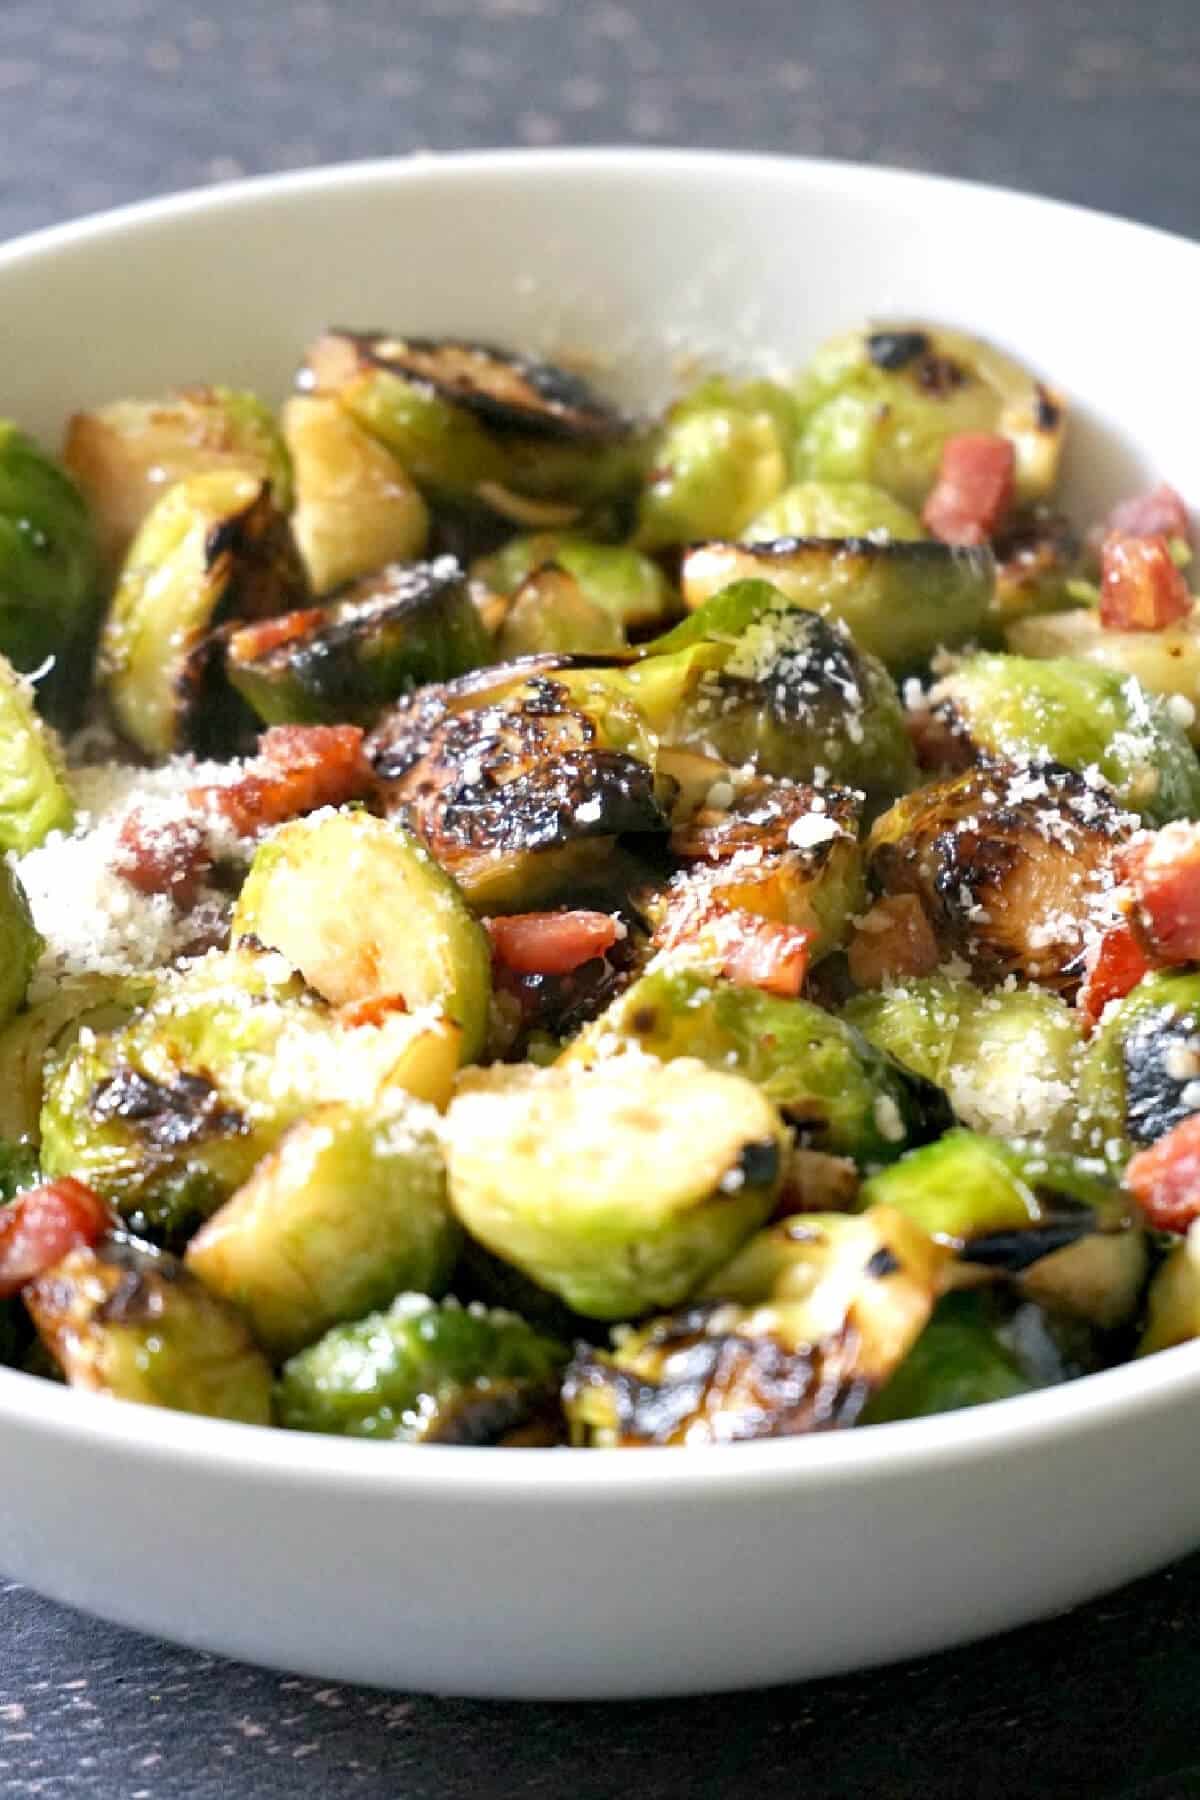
(1007, 605, 1200, 744)
(368, 663, 666, 912)
(495, 542, 678, 659)
(990, 508, 1083, 629)
(680, 538, 992, 672)
(562, 965, 952, 1163)
(564, 1207, 945, 1445)
(63, 385, 292, 576)
(742, 479, 923, 543)
(1139, 1227, 1200, 1356)
(792, 323, 1064, 508)
(867, 763, 1132, 994)
(0, 421, 101, 725)
(0, 654, 75, 851)
(225, 557, 490, 727)
(0, 862, 40, 1028)
(283, 394, 428, 596)
(99, 469, 310, 756)
(930, 653, 1200, 825)
(0, 973, 158, 1145)
(1076, 969, 1200, 1163)
(861, 1290, 1038, 1422)
(232, 810, 492, 1062)
(25, 1234, 273, 1422)
(846, 976, 1082, 1148)
(634, 377, 794, 550)
(276, 1294, 567, 1443)
(186, 1090, 458, 1359)
(445, 1058, 786, 1319)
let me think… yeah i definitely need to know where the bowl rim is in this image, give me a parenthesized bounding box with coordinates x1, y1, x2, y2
(3, 144, 1199, 1492)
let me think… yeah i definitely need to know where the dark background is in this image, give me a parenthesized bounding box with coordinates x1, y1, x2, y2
(4, 1, 1200, 1794)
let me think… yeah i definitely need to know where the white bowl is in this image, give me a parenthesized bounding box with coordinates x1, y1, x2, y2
(2, 150, 1198, 1700)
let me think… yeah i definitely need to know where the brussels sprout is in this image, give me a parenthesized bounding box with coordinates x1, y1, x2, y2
(647, 778, 865, 961)
(232, 810, 491, 1062)
(25, 1234, 273, 1423)
(0, 421, 101, 725)
(0, 862, 40, 1028)
(742, 479, 923, 543)
(368, 662, 666, 912)
(1139, 1227, 1200, 1356)
(0, 654, 75, 851)
(1075, 969, 1200, 1163)
(0, 1138, 38, 1200)
(930, 653, 1200, 826)
(867, 762, 1132, 994)
(224, 556, 490, 727)
(562, 965, 952, 1163)
(861, 1290, 1038, 1423)
(0, 973, 158, 1146)
(276, 1293, 567, 1443)
(679, 538, 993, 672)
(639, 585, 917, 806)
(495, 542, 679, 659)
(858, 1128, 1129, 1270)
(39, 948, 458, 1241)
(633, 377, 794, 550)
(445, 1058, 786, 1319)
(846, 976, 1082, 1148)
(792, 323, 1064, 508)
(1019, 1225, 1148, 1330)
(99, 469, 310, 757)
(990, 508, 1083, 629)
(186, 1089, 458, 1359)
(283, 394, 429, 596)
(564, 1206, 945, 1444)
(1007, 604, 1200, 744)
(63, 385, 292, 576)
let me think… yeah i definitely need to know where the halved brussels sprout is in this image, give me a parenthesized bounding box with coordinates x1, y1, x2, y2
(0, 654, 75, 851)
(679, 538, 993, 671)
(1007, 604, 1200, 745)
(742, 479, 923, 543)
(867, 763, 1132, 994)
(224, 556, 490, 727)
(1075, 969, 1200, 1164)
(858, 1128, 1129, 1270)
(633, 377, 794, 550)
(0, 421, 101, 725)
(846, 976, 1082, 1148)
(283, 394, 429, 595)
(275, 1293, 567, 1443)
(792, 323, 1065, 508)
(0, 863, 40, 1029)
(1139, 1226, 1200, 1356)
(990, 508, 1083, 629)
(561, 965, 952, 1164)
(930, 653, 1200, 826)
(39, 949, 457, 1241)
(99, 469, 309, 756)
(186, 1088, 458, 1359)
(368, 662, 666, 912)
(861, 1290, 1039, 1423)
(0, 972, 158, 1145)
(445, 1058, 786, 1319)
(25, 1233, 273, 1423)
(233, 810, 491, 1063)
(564, 1206, 945, 1444)
(495, 542, 679, 659)
(1019, 1225, 1148, 1330)
(63, 385, 292, 576)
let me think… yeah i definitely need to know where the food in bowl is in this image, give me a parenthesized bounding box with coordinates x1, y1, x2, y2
(1, 316, 1198, 1449)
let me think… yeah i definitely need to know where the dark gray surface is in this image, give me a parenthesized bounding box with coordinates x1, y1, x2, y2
(4, 0, 1200, 1793)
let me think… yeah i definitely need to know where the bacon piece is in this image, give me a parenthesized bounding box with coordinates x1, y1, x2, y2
(1126, 1116, 1200, 1235)
(922, 433, 1015, 546)
(1107, 483, 1190, 545)
(486, 910, 619, 978)
(113, 809, 211, 907)
(1077, 916, 1153, 1031)
(1119, 823, 1200, 962)
(0, 1179, 114, 1299)
(1099, 532, 1191, 631)
(847, 895, 940, 990)
(190, 725, 374, 837)
(712, 911, 812, 999)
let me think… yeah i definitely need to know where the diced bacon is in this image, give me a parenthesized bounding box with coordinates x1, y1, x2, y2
(1126, 1116, 1200, 1234)
(112, 809, 211, 907)
(191, 725, 374, 837)
(712, 911, 812, 998)
(847, 895, 941, 990)
(1077, 916, 1153, 1031)
(1107, 483, 1191, 545)
(0, 1179, 114, 1299)
(1119, 822, 1200, 962)
(1099, 532, 1191, 631)
(922, 434, 1016, 546)
(486, 910, 619, 977)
